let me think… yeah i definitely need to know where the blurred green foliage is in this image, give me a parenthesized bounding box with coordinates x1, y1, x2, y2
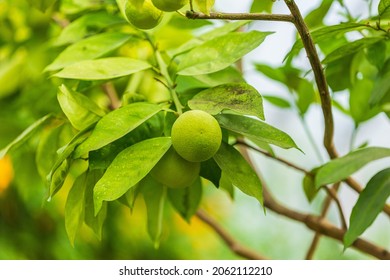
(0, 0, 389, 260)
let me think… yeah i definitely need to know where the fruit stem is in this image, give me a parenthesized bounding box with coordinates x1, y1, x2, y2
(145, 34, 184, 114)
(155, 48, 184, 114)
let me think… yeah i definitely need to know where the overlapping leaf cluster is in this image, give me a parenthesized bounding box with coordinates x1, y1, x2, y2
(0, 0, 301, 245)
(1, 0, 389, 253)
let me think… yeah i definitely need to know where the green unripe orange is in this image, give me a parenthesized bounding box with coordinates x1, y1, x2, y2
(124, 0, 164, 30)
(171, 110, 222, 162)
(150, 147, 200, 188)
(151, 0, 187, 12)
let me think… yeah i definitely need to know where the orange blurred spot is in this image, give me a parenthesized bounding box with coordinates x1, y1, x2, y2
(0, 155, 14, 194)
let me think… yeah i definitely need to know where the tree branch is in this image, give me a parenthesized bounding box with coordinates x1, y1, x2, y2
(324, 184, 347, 230)
(237, 140, 390, 218)
(186, 10, 294, 22)
(238, 145, 389, 260)
(263, 186, 390, 260)
(195, 209, 269, 260)
(284, 0, 338, 159)
(306, 183, 341, 259)
(102, 82, 120, 110)
(235, 140, 311, 175)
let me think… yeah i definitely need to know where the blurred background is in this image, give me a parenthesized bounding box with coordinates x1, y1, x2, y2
(0, 0, 389, 259)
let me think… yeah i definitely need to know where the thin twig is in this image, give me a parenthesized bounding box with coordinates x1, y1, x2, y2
(235, 140, 310, 175)
(102, 82, 120, 110)
(263, 186, 390, 260)
(237, 139, 390, 218)
(305, 183, 341, 259)
(239, 145, 390, 260)
(324, 185, 347, 230)
(186, 10, 295, 22)
(195, 209, 269, 260)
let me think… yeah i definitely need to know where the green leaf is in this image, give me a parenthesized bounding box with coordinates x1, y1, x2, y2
(188, 83, 264, 120)
(366, 41, 386, 70)
(93, 137, 172, 215)
(379, 0, 390, 16)
(170, 21, 250, 57)
(89, 112, 164, 170)
(177, 31, 273, 76)
(200, 158, 221, 188)
(285, 23, 368, 61)
(58, 84, 105, 130)
(315, 147, 390, 188)
(213, 142, 263, 206)
(47, 125, 93, 191)
(54, 12, 126, 46)
(36, 122, 70, 180)
(0, 114, 53, 159)
(350, 79, 380, 123)
(84, 170, 106, 239)
(65, 172, 87, 246)
(216, 114, 301, 151)
(74, 103, 162, 157)
(263, 95, 291, 109)
(304, 0, 333, 28)
(140, 175, 166, 248)
(219, 172, 235, 199)
(49, 159, 70, 198)
(46, 33, 134, 72)
(254, 63, 287, 85)
(176, 67, 245, 93)
(0, 49, 27, 99)
(26, 0, 57, 12)
(370, 61, 390, 106)
(53, 57, 152, 81)
(344, 168, 390, 248)
(195, 0, 215, 15)
(302, 174, 318, 203)
(295, 78, 317, 115)
(325, 55, 354, 92)
(61, 0, 101, 14)
(250, 0, 273, 13)
(168, 177, 202, 222)
(323, 37, 383, 65)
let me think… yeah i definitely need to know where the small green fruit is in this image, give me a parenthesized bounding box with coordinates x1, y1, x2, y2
(151, 0, 187, 12)
(150, 148, 200, 188)
(171, 110, 222, 162)
(125, 0, 164, 30)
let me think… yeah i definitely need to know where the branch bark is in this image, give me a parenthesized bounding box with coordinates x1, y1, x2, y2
(195, 209, 269, 260)
(283, 0, 338, 159)
(263, 186, 390, 260)
(186, 10, 294, 22)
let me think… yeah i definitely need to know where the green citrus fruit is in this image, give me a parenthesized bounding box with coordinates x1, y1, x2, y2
(171, 110, 222, 162)
(124, 0, 164, 30)
(150, 147, 200, 188)
(151, 0, 187, 12)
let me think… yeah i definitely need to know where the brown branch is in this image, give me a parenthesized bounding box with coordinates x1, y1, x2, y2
(306, 183, 341, 259)
(186, 10, 295, 23)
(195, 209, 268, 260)
(263, 187, 390, 260)
(324, 184, 347, 230)
(236, 140, 310, 175)
(102, 82, 120, 110)
(238, 144, 390, 260)
(284, 0, 338, 159)
(51, 13, 70, 28)
(237, 139, 390, 218)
